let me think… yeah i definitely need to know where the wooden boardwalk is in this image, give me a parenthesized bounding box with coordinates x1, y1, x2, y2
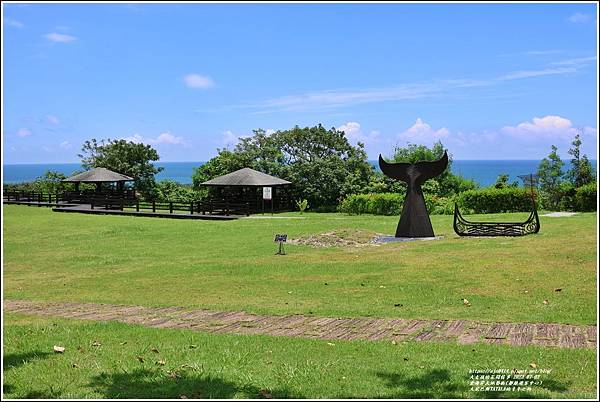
(3, 200, 78, 208)
(51, 204, 243, 220)
(4, 300, 596, 349)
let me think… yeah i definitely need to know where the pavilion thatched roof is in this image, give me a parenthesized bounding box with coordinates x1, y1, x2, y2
(201, 168, 291, 187)
(62, 167, 133, 183)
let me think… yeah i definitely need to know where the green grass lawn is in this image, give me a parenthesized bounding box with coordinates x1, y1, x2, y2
(3, 205, 597, 324)
(3, 313, 596, 399)
(2, 205, 597, 399)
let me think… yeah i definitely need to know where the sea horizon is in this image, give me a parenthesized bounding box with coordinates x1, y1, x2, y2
(3, 159, 597, 188)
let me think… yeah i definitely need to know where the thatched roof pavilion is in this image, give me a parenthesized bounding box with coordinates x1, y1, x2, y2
(62, 167, 134, 192)
(63, 167, 133, 183)
(201, 168, 291, 187)
(201, 168, 292, 212)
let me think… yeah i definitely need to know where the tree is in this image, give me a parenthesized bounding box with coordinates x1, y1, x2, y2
(78, 138, 163, 199)
(388, 141, 477, 197)
(493, 173, 518, 189)
(155, 180, 204, 202)
(32, 170, 71, 193)
(537, 145, 565, 210)
(192, 125, 375, 209)
(192, 149, 249, 188)
(566, 131, 595, 187)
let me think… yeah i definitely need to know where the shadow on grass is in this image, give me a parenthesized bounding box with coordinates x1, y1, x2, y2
(3, 351, 55, 398)
(3, 351, 53, 371)
(89, 368, 304, 399)
(353, 369, 572, 399)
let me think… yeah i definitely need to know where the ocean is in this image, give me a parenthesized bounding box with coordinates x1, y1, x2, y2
(2, 160, 596, 188)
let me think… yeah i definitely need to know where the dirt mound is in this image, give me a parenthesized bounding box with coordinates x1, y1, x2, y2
(289, 228, 383, 248)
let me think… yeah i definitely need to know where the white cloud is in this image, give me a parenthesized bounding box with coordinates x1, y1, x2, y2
(222, 130, 238, 146)
(123, 131, 184, 145)
(236, 60, 592, 113)
(568, 12, 592, 24)
(496, 67, 577, 81)
(498, 115, 598, 148)
(152, 132, 183, 145)
(523, 50, 562, 56)
(183, 74, 215, 89)
(550, 56, 596, 66)
(5, 18, 24, 28)
(46, 115, 60, 125)
(59, 141, 72, 150)
(17, 128, 32, 137)
(501, 115, 575, 140)
(398, 118, 450, 144)
(44, 32, 77, 43)
(323, 116, 597, 160)
(220, 130, 253, 147)
(336, 122, 380, 145)
(265, 128, 276, 135)
(246, 83, 441, 113)
(499, 50, 563, 57)
(337, 122, 361, 137)
(124, 133, 144, 143)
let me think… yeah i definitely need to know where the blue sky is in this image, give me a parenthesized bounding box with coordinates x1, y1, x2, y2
(2, 2, 598, 164)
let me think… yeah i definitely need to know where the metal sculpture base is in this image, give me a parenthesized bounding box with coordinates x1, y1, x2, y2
(453, 203, 540, 237)
(375, 236, 443, 244)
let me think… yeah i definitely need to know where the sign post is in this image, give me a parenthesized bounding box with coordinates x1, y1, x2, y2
(263, 187, 272, 215)
(274, 234, 287, 255)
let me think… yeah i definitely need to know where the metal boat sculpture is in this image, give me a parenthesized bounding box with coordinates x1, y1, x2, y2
(378, 151, 448, 238)
(453, 202, 540, 237)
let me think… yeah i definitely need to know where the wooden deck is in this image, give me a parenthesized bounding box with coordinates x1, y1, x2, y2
(51, 204, 243, 220)
(4, 199, 79, 208)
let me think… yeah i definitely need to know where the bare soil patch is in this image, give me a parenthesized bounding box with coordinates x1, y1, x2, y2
(289, 228, 384, 248)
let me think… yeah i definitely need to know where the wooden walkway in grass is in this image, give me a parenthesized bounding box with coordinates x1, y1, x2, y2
(4, 300, 596, 349)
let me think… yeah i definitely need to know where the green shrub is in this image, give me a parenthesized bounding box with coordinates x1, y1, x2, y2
(155, 180, 205, 203)
(339, 193, 403, 215)
(556, 182, 577, 211)
(574, 183, 597, 212)
(295, 199, 309, 214)
(339, 192, 455, 216)
(427, 195, 456, 215)
(456, 187, 536, 214)
(339, 194, 371, 215)
(3, 181, 38, 193)
(368, 193, 404, 215)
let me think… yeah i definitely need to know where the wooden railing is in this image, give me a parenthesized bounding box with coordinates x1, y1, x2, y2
(127, 200, 250, 216)
(4, 190, 137, 205)
(4, 190, 251, 216)
(3, 191, 68, 205)
(64, 190, 136, 204)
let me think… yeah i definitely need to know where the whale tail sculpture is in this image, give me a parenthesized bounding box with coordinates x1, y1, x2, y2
(379, 150, 449, 238)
